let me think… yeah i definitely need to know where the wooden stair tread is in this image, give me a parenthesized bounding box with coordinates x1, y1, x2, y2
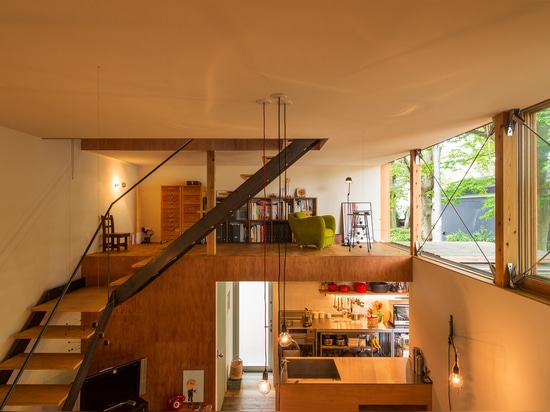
(110, 273, 132, 286)
(0, 384, 71, 406)
(0, 353, 83, 370)
(31, 287, 109, 313)
(131, 256, 154, 268)
(14, 325, 94, 340)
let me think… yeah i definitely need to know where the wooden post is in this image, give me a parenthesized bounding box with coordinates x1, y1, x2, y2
(206, 151, 216, 255)
(409, 149, 422, 255)
(494, 111, 518, 286)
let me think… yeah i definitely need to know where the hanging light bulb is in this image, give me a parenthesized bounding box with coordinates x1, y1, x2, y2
(448, 315, 464, 391)
(449, 353, 464, 390)
(258, 370, 272, 395)
(278, 323, 292, 347)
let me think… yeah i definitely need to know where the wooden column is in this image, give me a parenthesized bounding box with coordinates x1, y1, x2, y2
(409, 149, 422, 255)
(379, 163, 391, 242)
(206, 151, 216, 255)
(494, 111, 518, 286)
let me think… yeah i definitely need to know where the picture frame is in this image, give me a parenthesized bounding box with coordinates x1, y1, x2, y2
(182, 370, 204, 403)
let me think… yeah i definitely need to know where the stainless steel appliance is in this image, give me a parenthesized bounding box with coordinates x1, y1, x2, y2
(389, 303, 409, 326)
(280, 311, 316, 356)
(287, 327, 316, 356)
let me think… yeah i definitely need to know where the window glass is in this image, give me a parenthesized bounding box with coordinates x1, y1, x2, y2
(390, 125, 495, 276)
(523, 107, 550, 282)
(389, 155, 410, 244)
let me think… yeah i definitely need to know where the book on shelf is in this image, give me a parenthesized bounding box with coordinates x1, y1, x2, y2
(249, 223, 265, 243)
(293, 198, 315, 215)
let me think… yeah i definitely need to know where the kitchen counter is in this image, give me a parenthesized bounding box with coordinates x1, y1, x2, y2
(278, 357, 431, 411)
(312, 317, 393, 331)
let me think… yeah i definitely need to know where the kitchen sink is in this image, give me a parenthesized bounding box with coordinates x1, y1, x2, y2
(286, 358, 341, 380)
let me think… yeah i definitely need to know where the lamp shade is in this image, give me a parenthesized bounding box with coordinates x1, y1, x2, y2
(345, 177, 352, 184)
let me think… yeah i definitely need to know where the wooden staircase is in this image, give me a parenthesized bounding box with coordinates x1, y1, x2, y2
(0, 138, 322, 410)
(0, 286, 109, 408)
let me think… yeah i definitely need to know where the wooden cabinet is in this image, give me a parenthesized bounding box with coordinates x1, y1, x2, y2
(182, 185, 206, 231)
(160, 185, 206, 243)
(160, 185, 183, 243)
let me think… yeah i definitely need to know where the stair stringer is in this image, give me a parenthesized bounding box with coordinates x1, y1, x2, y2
(62, 138, 321, 410)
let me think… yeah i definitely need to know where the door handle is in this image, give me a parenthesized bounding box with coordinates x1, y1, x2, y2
(217, 350, 224, 358)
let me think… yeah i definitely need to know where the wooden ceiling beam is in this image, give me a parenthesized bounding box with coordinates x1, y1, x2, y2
(80, 138, 327, 151)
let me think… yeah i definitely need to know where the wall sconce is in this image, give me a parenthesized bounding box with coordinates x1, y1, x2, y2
(448, 315, 464, 391)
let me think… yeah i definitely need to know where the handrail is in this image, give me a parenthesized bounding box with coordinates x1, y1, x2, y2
(0, 139, 193, 411)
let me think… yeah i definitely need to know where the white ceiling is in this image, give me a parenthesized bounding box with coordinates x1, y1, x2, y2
(1, 1, 549, 167)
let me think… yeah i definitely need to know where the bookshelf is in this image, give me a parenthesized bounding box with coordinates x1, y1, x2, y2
(216, 197, 317, 243)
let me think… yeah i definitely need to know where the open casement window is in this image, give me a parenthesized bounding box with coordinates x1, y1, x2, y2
(390, 124, 496, 277)
(519, 102, 550, 296)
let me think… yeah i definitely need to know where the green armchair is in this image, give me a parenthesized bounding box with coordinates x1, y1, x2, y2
(288, 212, 336, 249)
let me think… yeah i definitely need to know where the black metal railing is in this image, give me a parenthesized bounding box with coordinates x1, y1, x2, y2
(1, 138, 320, 410)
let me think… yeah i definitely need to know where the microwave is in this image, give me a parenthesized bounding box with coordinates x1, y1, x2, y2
(390, 303, 409, 327)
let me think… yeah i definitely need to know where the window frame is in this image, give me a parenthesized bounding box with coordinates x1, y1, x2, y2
(518, 100, 550, 298)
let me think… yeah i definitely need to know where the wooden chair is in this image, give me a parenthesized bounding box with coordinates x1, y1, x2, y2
(101, 215, 130, 252)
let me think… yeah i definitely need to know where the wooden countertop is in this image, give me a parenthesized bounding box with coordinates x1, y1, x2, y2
(281, 357, 421, 384)
(278, 357, 432, 411)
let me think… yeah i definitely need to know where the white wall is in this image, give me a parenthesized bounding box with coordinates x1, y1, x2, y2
(411, 258, 550, 411)
(0, 127, 137, 359)
(137, 162, 381, 242)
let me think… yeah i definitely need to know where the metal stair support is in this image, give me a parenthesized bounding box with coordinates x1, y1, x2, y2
(62, 137, 320, 410)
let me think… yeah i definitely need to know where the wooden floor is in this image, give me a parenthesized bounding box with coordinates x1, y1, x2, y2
(93, 240, 409, 258)
(221, 373, 276, 411)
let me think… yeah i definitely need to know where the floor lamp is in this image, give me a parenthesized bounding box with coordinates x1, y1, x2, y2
(343, 177, 352, 246)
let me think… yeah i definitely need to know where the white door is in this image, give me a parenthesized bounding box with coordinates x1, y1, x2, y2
(215, 282, 231, 410)
(236, 282, 273, 371)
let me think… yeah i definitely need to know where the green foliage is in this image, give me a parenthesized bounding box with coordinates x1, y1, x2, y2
(445, 226, 495, 242)
(389, 124, 496, 238)
(390, 228, 410, 242)
(390, 157, 410, 228)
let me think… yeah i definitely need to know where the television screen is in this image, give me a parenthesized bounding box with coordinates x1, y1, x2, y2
(80, 358, 146, 411)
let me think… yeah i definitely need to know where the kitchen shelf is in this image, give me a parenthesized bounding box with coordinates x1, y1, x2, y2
(319, 289, 409, 298)
(318, 331, 393, 357)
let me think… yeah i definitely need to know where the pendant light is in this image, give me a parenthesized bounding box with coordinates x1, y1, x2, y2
(272, 93, 293, 349)
(257, 98, 272, 395)
(258, 370, 272, 395)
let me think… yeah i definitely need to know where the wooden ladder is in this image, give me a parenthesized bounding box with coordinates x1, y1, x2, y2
(0, 286, 109, 408)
